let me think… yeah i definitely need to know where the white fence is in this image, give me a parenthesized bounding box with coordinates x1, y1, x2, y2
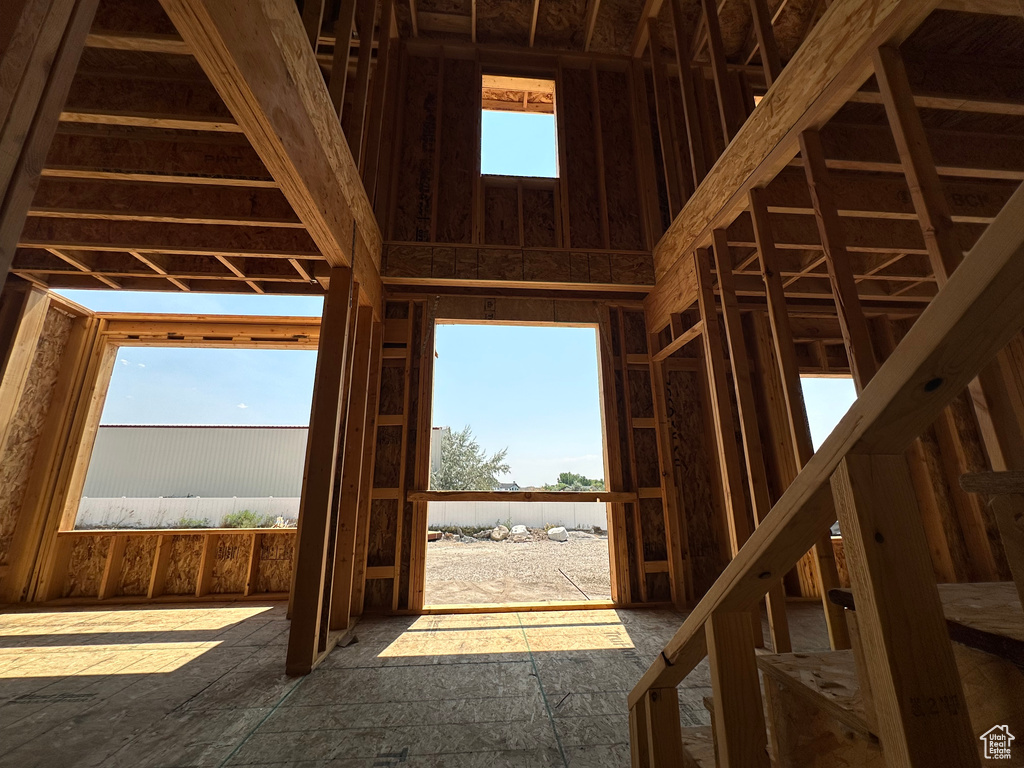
(75, 497, 608, 532)
(75, 497, 299, 529)
(427, 501, 608, 530)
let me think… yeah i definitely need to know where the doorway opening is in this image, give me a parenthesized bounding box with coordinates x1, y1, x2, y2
(423, 323, 612, 607)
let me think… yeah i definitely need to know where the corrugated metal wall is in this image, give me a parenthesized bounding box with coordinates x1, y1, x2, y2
(82, 426, 309, 498)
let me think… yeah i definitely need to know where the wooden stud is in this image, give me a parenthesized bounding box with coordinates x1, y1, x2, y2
(286, 266, 354, 675)
(711, 231, 791, 653)
(643, 687, 686, 766)
(699, 0, 745, 141)
(301, 0, 325, 49)
(798, 129, 878, 390)
(830, 452, 978, 768)
(750, 186, 850, 650)
(991, 494, 1024, 608)
(350, 320, 384, 616)
(647, 20, 688, 216)
(706, 610, 771, 768)
(629, 698, 652, 767)
(616, 308, 648, 603)
(98, 535, 127, 599)
(244, 532, 263, 596)
(668, 0, 708, 188)
(343, 0, 378, 167)
(147, 534, 172, 599)
(328, 0, 358, 117)
(195, 533, 219, 597)
(590, 63, 612, 250)
(330, 305, 375, 629)
(748, 0, 781, 86)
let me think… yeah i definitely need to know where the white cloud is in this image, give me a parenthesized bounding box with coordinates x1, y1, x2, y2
(236, 403, 248, 409)
(119, 358, 130, 366)
(137, 363, 146, 368)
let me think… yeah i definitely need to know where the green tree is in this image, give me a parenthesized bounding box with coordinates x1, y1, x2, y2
(542, 472, 605, 491)
(431, 425, 511, 490)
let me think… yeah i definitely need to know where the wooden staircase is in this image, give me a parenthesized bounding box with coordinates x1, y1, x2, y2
(759, 583, 1024, 767)
(627, 175, 1024, 766)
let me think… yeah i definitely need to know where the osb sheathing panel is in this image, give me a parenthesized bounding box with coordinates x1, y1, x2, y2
(63, 535, 111, 598)
(436, 58, 477, 244)
(622, 310, 648, 355)
(163, 534, 203, 594)
(646, 570, 671, 602)
(417, 0, 471, 15)
(665, 367, 726, 596)
(367, 499, 398, 567)
(640, 497, 668, 562)
(535, 0, 586, 49)
(590, 0, 646, 54)
(373, 426, 404, 487)
(629, 368, 654, 419)
(392, 54, 439, 242)
(378, 363, 407, 416)
(717, 0, 753, 56)
(0, 308, 74, 565)
(256, 532, 294, 593)
(597, 69, 645, 250)
(363, 576, 394, 611)
(483, 185, 520, 246)
(476, 0, 533, 45)
(211, 534, 252, 593)
(521, 188, 558, 247)
(773, 0, 824, 60)
(560, 67, 603, 249)
(633, 428, 661, 489)
(117, 535, 157, 596)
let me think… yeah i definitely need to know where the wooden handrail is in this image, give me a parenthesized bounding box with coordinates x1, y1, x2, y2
(629, 180, 1024, 706)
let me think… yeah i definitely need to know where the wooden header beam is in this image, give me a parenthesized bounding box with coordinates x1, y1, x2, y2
(158, 0, 383, 316)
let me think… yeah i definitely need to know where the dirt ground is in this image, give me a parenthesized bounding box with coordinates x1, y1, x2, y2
(423, 530, 613, 605)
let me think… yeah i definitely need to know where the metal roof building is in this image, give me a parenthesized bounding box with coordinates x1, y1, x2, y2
(82, 425, 309, 499)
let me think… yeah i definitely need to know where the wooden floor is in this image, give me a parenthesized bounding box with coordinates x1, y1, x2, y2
(0, 601, 831, 767)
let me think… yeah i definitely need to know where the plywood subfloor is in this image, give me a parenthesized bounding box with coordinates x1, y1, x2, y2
(0, 601, 831, 767)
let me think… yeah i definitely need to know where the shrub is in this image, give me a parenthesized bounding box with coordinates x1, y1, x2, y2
(222, 510, 272, 528)
(172, 516, 210, 529)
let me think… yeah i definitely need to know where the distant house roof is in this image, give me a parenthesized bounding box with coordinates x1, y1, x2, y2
(496, 482, 520, 491)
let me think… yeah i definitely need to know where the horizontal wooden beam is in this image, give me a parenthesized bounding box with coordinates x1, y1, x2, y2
(383, 244, 655, 291)
(160, 0, 383, 313)
(18, 217, 319, 257)
(61, 71, 239, 132)
(44, 128, 275, 186)
(408, 490, 637, 503)
(30, 177, 301, 227)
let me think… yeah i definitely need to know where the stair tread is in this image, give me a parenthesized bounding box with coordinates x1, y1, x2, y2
(829, 581, 1024, 665)
(757, 649, 875, 738)
(679, 725, 715, 768)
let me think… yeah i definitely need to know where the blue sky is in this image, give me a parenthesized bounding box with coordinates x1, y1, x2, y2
(481, 111, 557, 177)
(432, 324, 603, 486)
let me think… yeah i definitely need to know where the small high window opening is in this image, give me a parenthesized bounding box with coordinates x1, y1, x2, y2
(480, 74, 558, 178)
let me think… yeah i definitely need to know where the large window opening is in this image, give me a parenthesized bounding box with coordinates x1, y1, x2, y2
(480, 75, 558, 178)
(74, 346, 317, 531)
(801, 374, 858, 536)
(425, 323, 611, 606)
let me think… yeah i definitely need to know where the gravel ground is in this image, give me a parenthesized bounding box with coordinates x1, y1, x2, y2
(423, 530, 612, 605)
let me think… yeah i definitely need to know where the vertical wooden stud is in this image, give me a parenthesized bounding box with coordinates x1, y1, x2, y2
(830, 452, 978, 768)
